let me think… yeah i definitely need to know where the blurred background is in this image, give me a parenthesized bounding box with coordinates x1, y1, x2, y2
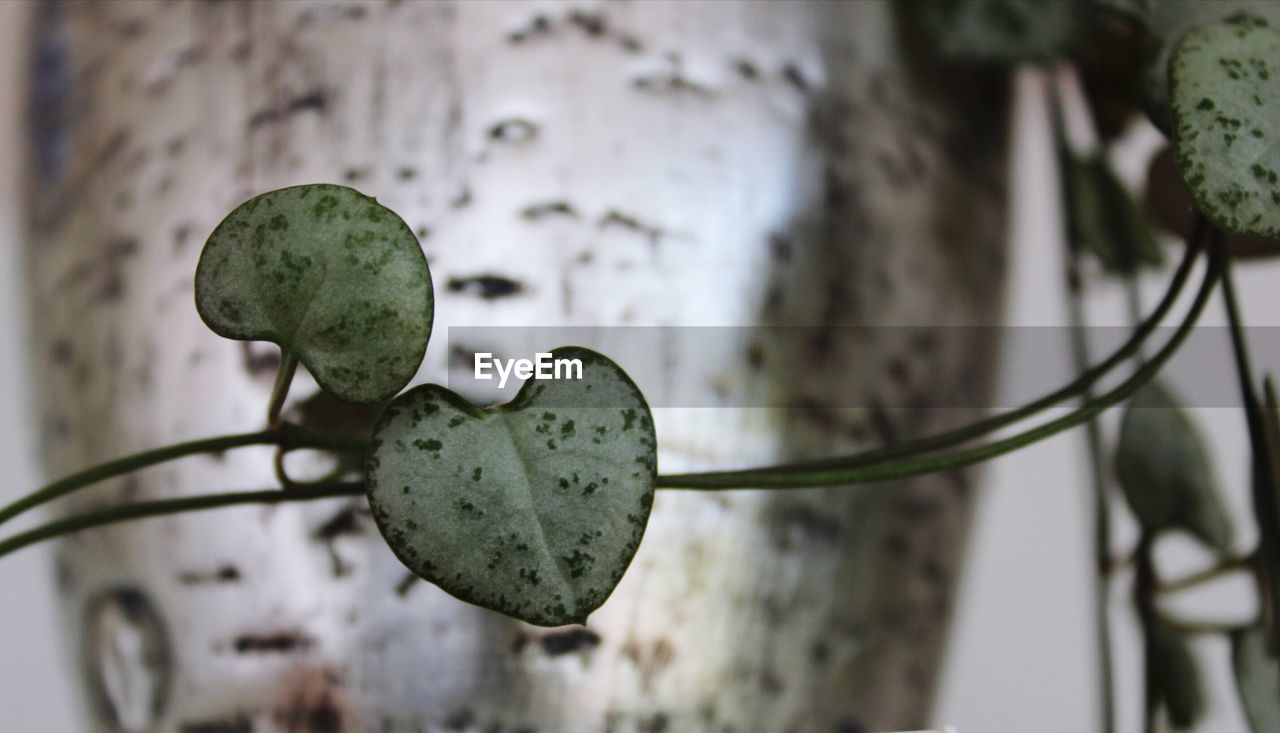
(3, 2, 1280, 731)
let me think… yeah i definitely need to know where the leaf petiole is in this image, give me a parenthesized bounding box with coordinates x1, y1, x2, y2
(266, 350, 299, 428)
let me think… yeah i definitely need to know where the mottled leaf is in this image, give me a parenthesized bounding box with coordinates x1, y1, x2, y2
(365, 347, 656, 626)
(1153, 628, 1206, 729)
(1170, 17, 1280, 241)
(1145, 145, 1279, 257)
(1115, 381, 1233, 551)
(914, 0, 1085, 63)
(196, 184, 433, 403)
(1064, 153, 1164, 273)
(1137, 2, 1280, 134)
(1232, 625, 1280, 733)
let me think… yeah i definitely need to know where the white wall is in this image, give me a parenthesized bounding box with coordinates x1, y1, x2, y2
(0, 2, 79, 731)
(1, 4, 1278, 732)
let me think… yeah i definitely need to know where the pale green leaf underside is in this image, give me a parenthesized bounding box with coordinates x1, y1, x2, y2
(1171, 18, 1280, 241)
(1115, 381, 1233, 551)
(365, 347, 657, 626)
(1232, 626, 1280, 733)
(196, 184, 433, 403)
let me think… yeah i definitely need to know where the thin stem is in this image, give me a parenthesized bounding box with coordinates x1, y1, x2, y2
(0, 482, 364, 559)
(278, 422, 369, 455)
(0, 422, 366, 529)
(1125, 278, 1147, 362)
(658, 244, 1220, 489)
(1056, 108, 1116, 733)
(1135, 534, 1159, 733)
(267, 350, 299, 428)
(1106, 551, 1135, 575)
(1159, 555, 1254, 594)
(0, 430, 277, 527)
(748, 230, 1201, 478)
(1219, 230, 1268, 442)
(1218, 227, 1280, 661)
(1156, 610, 1252, 637)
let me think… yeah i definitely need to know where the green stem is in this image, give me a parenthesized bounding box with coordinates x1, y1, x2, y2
(1056, 125, 1117, 733)
(657, 241, 1220, 490)
(279, 422, 369, 455)
(0, 422, 365, 529)
(0, 483, 364, 560)
(1125, 277, 1147, 362)
(1218, 228, 1280, 663)
(746, 230, 1201, 478)
(1156, 610, 1252, 637)
(1135, 534, 1159, 733)
(1159, 554, 1253, 594)
(267, 350, 299, 428)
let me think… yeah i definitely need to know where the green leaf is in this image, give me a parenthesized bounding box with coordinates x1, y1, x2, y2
(1152, 628, 1206, 729)
(196, 184, 433, 404)
(914, 0, 1085, 63)
(1115, 381, 1233, 551)
(1137, 2, 1280, 134)
(1232, 625, 1280, 733)
(1064, 153, 1164, 273)
(1145, 144, 1280, 258)
(365, 347, 657, 626)
(1170, 17, 1280, 241)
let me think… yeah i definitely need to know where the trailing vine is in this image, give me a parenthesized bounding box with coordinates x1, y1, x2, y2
(5, 2, 1280, 729)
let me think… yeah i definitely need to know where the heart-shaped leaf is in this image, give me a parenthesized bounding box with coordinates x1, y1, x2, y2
(365, 347, 656, 626)
(196, 184, 433, 403)
(1064, 153, 1164, 273)
(1171, 16, 1280, 241)
(1135, 2, 1280, 134)
(914, 0, 1085, 63)
(1152, 628, 1206, 729)
(1232, 625, 1280, 733)
(1115, 381, 1233, 551)
(1145, 145, 1280, 258)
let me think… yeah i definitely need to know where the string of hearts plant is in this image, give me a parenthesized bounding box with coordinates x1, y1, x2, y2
(917, 1, 1280, 731)
(1, 1, 1280, 729)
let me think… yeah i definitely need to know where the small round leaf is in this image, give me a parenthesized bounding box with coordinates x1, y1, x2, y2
(365, 347, 656, 626)
(196, 184, 433, 403)
(1171, 17, 1280, 241)
(1135, 2, 1280, 134)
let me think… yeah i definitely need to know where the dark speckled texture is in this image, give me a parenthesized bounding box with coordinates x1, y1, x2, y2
(196, 184, 433, 403)
(1172, 17, 1280, 242)
(367, 347, 656, 626)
